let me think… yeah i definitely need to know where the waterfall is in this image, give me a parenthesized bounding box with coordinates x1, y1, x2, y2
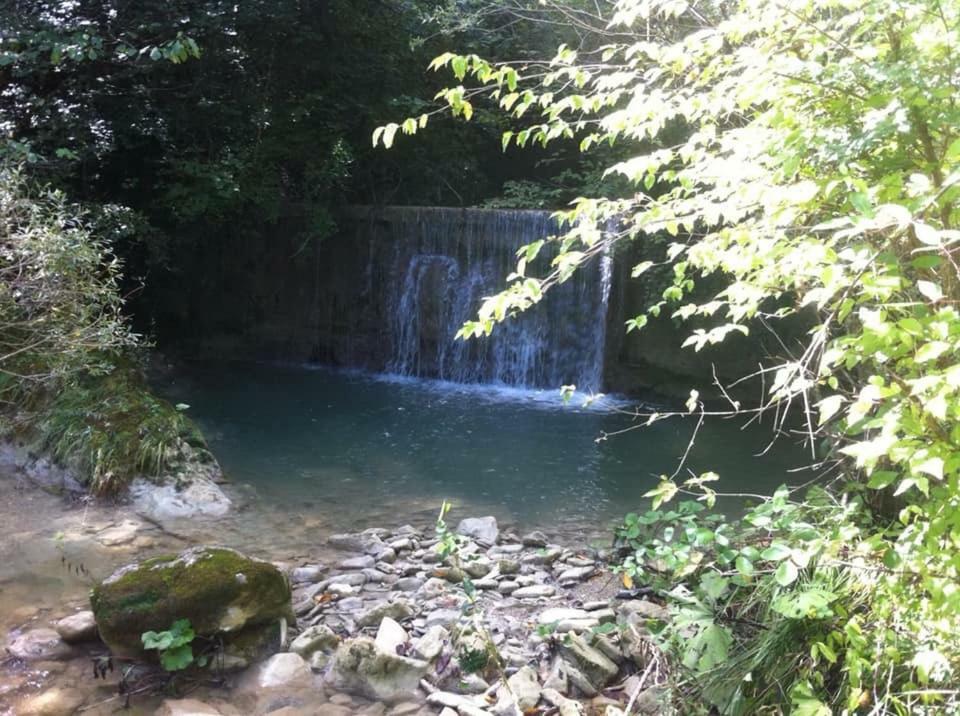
(347, 206, 613, 393)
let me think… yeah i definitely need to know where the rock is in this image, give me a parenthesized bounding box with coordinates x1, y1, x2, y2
(247, 652, 312, 689)
(498, 581, 519, 595)
(340, 555, 376, 570)
(18, 687, 84, 716)
(357, 600, 415, 628)
(521, 531, 549, 548)
(618, 600, 669, 622)
(411, 625, 448, 661)
(455, 516, 499, 546)
(396, 577, 424, 591)
(328, 637, 430, 702)
(130, 476, 231, 521)
(6, 628, 74, 661)
(291, 565, 325, 583)
(329, 532, 385, 555)
(90, 546, 292, 658)
(542, 688, 584, 716)
(388, 537, 414, 552)
(506, 665, 541, 710)
(374, 617, 409, 654)
(522, 547, 562, 565)
(417, 577, 449, 599)
(497, 559, 520, 574)
(54, 610, 98, 644)
(309, 650, 331, 671)
(155, 699, 224, 716)
(463, 560, 492, 578)
(425, 692, 489, 716)
(424, 608, 460, 629)
(290, 624, 340, 657)
(377, 547, 398, 564)
(328, 583, 358, 597)
(96, 519, 142, 546)
(513, 585, 556, 599)
(538, 607, 591, 625)
(557, 566, 596, 584)
(559, 633, 619, 692)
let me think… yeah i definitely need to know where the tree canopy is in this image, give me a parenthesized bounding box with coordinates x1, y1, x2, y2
(379, 0, 960, 711)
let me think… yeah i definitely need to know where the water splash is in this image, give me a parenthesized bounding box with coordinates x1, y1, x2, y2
(352, 206, 612, 392)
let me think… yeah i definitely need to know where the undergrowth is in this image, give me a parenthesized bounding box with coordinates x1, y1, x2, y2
(28, 361, 206, 495)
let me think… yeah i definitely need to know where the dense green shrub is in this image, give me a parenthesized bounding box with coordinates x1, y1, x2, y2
(0, 167, 202, 494)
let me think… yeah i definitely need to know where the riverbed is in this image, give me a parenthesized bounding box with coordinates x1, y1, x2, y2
(0, 362, 809, 714)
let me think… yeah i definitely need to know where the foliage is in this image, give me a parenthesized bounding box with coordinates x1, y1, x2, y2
(0, 166, 136, 387)
(142, 619, 202, 672)
(380, 0, 960, 711)
(0, 166, 205, 494)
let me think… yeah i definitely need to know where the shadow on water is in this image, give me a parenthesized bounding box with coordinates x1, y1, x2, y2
(154, 361, 812, 535)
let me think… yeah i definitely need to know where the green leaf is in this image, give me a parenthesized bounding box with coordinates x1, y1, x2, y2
(760, 543, 792, 562)
(774, 560, 799, 586)
(159, 644, 194, 671)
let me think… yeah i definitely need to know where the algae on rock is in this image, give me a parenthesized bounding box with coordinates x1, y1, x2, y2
(90, 546, 293, 658)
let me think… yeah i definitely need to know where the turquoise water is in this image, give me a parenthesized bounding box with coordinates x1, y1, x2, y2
(155, 362, 809, 535)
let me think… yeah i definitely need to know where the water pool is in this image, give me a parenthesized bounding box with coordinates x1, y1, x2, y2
(154, 361, 810, 537)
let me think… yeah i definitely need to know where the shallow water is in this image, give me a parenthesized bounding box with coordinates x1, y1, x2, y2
(0, 361, 813, 714)
(155, 361, 810, 535)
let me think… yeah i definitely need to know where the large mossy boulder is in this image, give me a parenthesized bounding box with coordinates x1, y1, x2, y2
(90, 546, 293, 658)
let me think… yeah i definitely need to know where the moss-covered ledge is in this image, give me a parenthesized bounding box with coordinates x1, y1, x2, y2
(0, 357, 231, 518)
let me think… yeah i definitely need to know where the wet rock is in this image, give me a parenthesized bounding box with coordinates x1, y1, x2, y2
(559, 633, 619, 692)
(357, 600, 414, 628)
(130, 476, 231, 521)
(247, 652, 312, 689)
(374, 617, 409, 654)
(6, 628, 74, 661)
(513, 585, 556, 599)
(455, 516, 499, 546)
(18, 687, 84, 716)
(54, 610, 97, 644)
(328, 637, 429, 701)
(340, 555, 376, 570)
(90, 546, 292, 658)
(377, 547, 398, 564)
(522, 531, 549, 548)
(290, 624, 340, 657)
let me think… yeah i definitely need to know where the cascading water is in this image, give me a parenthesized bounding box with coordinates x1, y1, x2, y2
(350, 206, 612, 392)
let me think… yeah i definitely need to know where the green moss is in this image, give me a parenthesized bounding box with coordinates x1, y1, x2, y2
(91, 547, 293, 657)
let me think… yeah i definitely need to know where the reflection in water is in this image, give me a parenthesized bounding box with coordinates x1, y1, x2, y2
(155, 362, 808, 533)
